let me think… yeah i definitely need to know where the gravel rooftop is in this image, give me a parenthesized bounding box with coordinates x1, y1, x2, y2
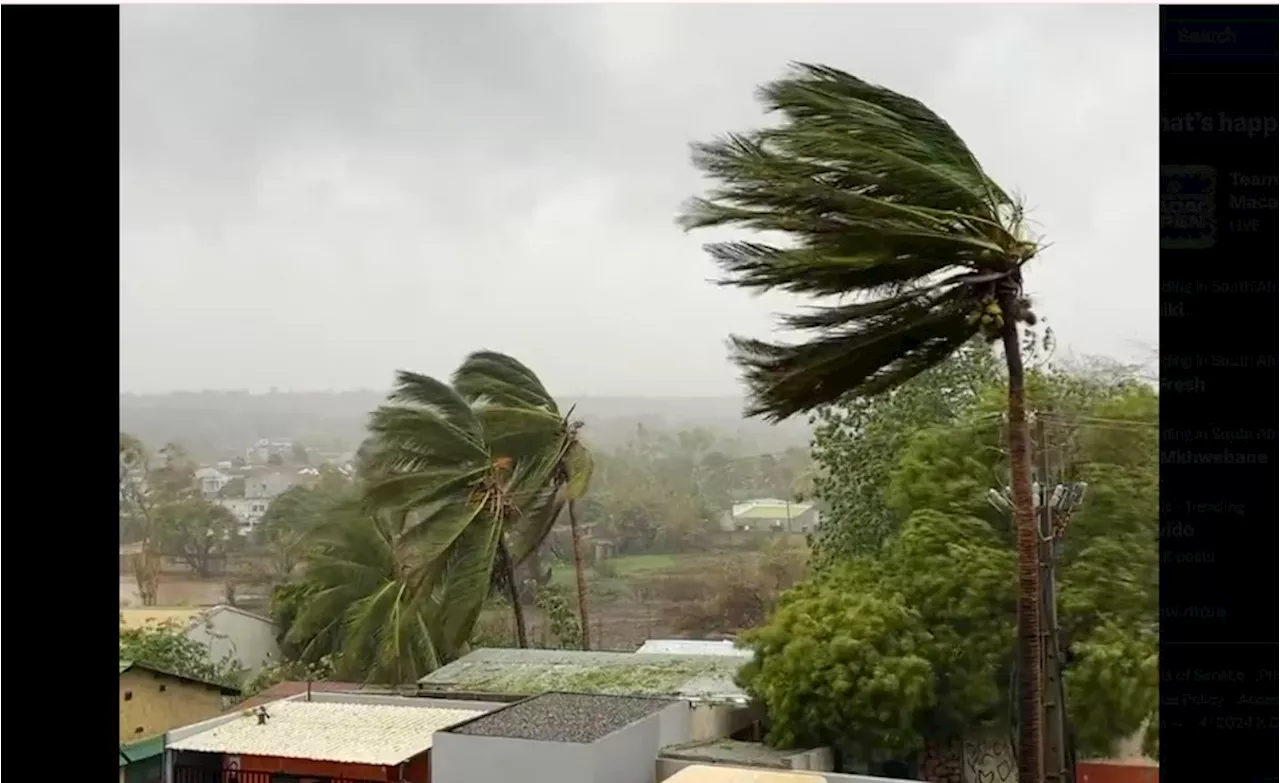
(449, 692, 677, 744)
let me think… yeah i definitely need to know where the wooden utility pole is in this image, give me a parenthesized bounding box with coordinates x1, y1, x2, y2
(1036, 415, 1067, 783)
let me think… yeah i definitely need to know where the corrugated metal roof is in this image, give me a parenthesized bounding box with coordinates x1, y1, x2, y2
(664, 765, 825, 783)
(119, 660, 242, 695)
(418, 648, 748, 703)
(168, 701, 483, 765)
(120, 735, 166, 766)
(636, 639, 751, 658)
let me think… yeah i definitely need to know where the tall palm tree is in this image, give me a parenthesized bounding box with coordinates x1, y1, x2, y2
(453, 351, 596, 649)
(362, 370, 564, 651)
(678, 63, 1045, 783)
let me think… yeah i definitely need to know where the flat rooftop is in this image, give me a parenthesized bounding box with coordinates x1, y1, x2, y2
(448, 692, 677, 744)
(662, 739, 815, 769)
(168, 700, 484, 765)
(418, 647, 748, 702)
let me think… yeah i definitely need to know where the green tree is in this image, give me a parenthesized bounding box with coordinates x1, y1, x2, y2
(156, 498, 243, 578)
(452, 351, 596, 650)
(361, 365, 565, 652)
(739, 368, 1157, 769)
(120, 617, 241, 687)
(121, 436, 219, 599)
(737, 559, 936, 763)
(888, 372, 1159, 756)
(811, 341, 999, 563)
(1063, 623, 1157, 758)
(679, 64, 1049, 779)
(282, 504, 448, 684)
(739, 509, 1015, 766)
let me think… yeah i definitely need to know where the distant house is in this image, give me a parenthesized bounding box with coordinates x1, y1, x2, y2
(119, 660, 240, 783)
(244, 470, 294, 500)
(215, 497, 269, 532)
(194, 467, 231, 499)
(120, 605, 281, 677)
(246, 438, 296, 466)
(721, 499, 819, 534)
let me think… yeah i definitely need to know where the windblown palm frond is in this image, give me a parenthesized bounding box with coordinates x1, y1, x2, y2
(285, 505, 447, 684)
(679, 63, 1041, 421)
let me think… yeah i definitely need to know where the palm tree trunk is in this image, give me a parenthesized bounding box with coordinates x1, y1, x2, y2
(567, 500, 592, 650)
(497, 537, 529, 648)
(999, 297, 1044, 783)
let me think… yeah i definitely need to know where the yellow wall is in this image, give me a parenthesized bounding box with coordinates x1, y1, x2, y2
(119, 669, 227, 743)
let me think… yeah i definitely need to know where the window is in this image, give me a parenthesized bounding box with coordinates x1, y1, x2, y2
(124, 691, 133, 701)
(134, 726, 145, 734)
(158, 684, 167, 692)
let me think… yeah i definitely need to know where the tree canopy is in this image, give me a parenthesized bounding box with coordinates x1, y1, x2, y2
(810, 340, 999, 563)
(737, 366, 1159, 763)
(119, 617, 241, 687)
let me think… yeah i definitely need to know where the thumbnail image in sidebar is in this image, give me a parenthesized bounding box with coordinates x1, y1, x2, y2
(1161, 165, 1217, 249)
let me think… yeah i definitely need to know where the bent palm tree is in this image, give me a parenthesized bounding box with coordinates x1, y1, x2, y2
(286, 502, 448, 684)
(679, 63, 1045, 783)
(454, 351, 596, 649)
(363, 370, 564, 651)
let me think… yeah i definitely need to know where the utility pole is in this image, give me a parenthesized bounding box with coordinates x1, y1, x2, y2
(1037, 416, 1067, 783)
(988, 415, 1086, 783)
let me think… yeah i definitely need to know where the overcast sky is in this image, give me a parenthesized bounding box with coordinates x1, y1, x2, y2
(120, 4, 1158, 397)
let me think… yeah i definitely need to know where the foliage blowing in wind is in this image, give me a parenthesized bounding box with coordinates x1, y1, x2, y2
(677, 63, 1047, 782)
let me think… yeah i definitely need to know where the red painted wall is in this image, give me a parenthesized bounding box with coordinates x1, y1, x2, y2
(1077, 761, 1159, 783)
(402, 749, 431, 783)
(229, 754, 393, 781)
(224, 751, 432, 783)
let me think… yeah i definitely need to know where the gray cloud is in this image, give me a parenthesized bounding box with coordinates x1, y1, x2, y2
(120, 4, 1158, 396)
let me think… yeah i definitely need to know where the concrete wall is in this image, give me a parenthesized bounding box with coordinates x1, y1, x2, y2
(121, 669, 227, 743)
(187, 607, 281, 677)
(587, 701, 691, 783)
(690, 703, 760, 742)
(431, 731, 594, 783)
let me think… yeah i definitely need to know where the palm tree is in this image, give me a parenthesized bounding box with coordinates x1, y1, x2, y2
(285, 502, 449, 685)
(678, 63, 1045, 782)
(362, 370, 564, 651)
(453, 351, 596, 649)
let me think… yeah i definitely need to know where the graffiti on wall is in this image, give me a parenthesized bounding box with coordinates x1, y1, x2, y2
(963, 733, 1017, 783)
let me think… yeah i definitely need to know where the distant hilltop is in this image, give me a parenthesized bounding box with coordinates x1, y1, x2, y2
(118, 390, 813, 461)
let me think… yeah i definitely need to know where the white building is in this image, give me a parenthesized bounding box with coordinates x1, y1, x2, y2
(194, 467, 232, 499)
(216, 497, 269, 533)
